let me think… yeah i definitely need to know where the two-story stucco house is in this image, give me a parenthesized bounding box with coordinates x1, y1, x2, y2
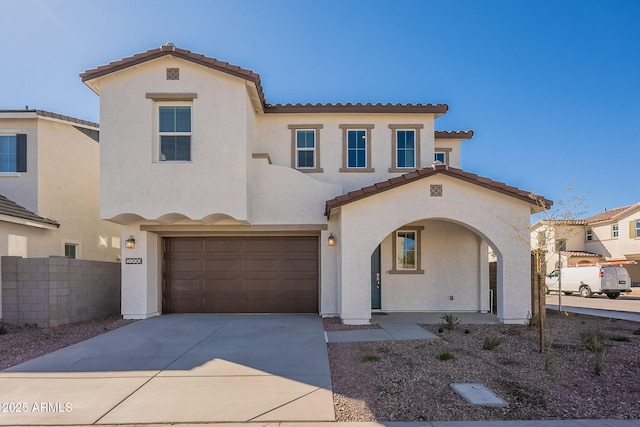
(81, 44, 550, 324)
(0, 109, 121, 261)
(532, 203, 640, 285)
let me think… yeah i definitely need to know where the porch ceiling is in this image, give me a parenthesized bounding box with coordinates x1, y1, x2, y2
(325, 164, 553, 217)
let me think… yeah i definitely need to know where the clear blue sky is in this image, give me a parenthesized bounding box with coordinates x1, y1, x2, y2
(2, 0, 639, 218)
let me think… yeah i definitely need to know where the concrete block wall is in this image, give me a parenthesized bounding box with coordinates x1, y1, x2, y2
(1, 256, 121, 327)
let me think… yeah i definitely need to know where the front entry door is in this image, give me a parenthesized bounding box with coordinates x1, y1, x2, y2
(371, 244, 381, 309)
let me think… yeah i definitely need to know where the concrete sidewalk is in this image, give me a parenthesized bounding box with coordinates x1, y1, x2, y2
(546, 305, 640, 322)
(69, 420, 640, 426)
(0, 314, 334, 426)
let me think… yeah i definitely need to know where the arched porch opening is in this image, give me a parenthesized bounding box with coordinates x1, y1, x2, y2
(368, 217, 503, 315)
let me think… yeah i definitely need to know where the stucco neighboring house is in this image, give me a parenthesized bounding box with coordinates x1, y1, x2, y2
(531, 203, 640, 285)
(81, 44, 551, 325)
(0, 109, 121, 263)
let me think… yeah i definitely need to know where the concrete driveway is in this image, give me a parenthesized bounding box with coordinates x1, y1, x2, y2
(0, 314, 334, 425)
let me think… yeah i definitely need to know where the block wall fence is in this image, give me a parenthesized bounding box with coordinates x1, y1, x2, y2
(1, 256, 121, 327)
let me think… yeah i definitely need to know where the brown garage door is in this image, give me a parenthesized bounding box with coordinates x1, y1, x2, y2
(163, 236, 319, 313)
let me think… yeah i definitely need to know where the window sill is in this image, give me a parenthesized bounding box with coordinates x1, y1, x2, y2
(156, 160, 193, 164)
(339, 167, 375, 173)
(297, 167, 324, 173)
(389, 269, 425, 275)
(388, 167, 419, 173)
(0, 172, 21, 177)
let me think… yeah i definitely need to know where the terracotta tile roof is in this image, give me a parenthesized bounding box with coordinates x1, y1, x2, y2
(584, 203, 640, 224)
(325, 164, 553, 216)
(0, 194, 59, 228)
(562, 250, 602, 258)
(0, 109, 98, 129)
(264, 102, 448, 116)
(81, 44, 450, 116)
(81, 44, 267, 108)
(540, 219, 586, 226)
(435, 130, 474, 139)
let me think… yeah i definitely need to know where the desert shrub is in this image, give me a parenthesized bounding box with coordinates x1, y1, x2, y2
(359, 354, 380, 363)
(441, 314, 460, 331)
(482, 337, 503, 351)
(438, 351, 455, 361)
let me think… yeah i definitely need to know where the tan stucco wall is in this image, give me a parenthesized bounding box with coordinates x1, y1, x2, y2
(256, 112, 437, 193)
(585, 211, 640, 260)
(0, 116, 120, 262)
(98, 57, 250, 223)
(380, 219, 488, 312)
(336, 173, 532, 324)
(0, 118, 39, 212)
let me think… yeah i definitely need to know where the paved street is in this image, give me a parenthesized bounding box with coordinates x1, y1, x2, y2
(546, 288, 640, 314)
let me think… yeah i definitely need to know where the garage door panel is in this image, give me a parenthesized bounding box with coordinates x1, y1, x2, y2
(204, 259, 242, 272)
(166, 239, 203, 253)
(203, 278, 242, 292)
(204, 239, 243, 252)
(163, 236, 318, 314)
(165, 259, 201, 273)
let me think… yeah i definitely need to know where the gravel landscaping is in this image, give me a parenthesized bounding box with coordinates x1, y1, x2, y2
(0, 316, 134, 371)
(326, 310, 640, 421)
(2, 311, 639, 422)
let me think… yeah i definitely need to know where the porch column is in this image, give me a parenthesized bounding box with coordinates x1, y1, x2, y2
(497, 241, 531, 324)
(121, 226, 161, 319)
(338, 215, 373, 325)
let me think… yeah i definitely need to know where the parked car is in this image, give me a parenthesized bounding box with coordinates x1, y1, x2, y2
(546, 265, 631, 299)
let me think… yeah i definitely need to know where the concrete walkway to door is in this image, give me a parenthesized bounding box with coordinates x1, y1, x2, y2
(0, 314, 334, 426)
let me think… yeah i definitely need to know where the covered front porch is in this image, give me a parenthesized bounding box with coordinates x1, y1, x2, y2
(324, 165, 552, 326)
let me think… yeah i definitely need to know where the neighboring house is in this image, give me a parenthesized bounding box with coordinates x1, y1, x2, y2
(0, 109, 121, 261)
(531, 203, 640, 285)
(80, 44, 550, 324)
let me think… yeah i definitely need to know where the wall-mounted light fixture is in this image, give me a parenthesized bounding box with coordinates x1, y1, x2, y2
(125, 235, 136, 249)
(328, 233, 336, 246)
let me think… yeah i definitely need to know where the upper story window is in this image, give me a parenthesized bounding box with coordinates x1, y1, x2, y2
(159, 106, 191, 162)
(434, 148, 451, 166)
(389, 124, 423, 173)
(396, 130, 415, 168)
(289, 124, 323, 173)
(633, 220, 640, 239)
(296, 130, 316, 168)
(586, 227, 593, 241)
(0, 134, 27, 172)
(339, 124, 374, 172)
(612, 223, 619, 238)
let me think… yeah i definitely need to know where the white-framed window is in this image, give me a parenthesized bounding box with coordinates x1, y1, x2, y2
(396, 230, 417, 269)
(64, 243, 78, 259)
(339, 124, 374, 172)
(388, 124, 422, 172)
(635, 220, 640, 238)
(296, 129, 316, 168)
(390, 226, 424, 274)
(434, 151, 446, 164)
(0, 134, 27, 172)
(612, 223, 619, 238)
(396, 130, 416, 168)
(159, 105, 191, 162)
(347, 129, 367, 168)
(586, 227, 593, 241)
(289, 124, 323, 172)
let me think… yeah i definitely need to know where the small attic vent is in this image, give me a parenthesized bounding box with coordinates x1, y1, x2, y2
(430, 184, 443, 197)
(166, 68, 180, 80)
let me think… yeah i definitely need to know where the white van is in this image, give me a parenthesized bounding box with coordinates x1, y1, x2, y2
(546, 265, 631, 299)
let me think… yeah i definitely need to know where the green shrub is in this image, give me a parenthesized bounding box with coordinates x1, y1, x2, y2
(359, 354, 380, 363)
(482, 337, 503, 351)
(441, 314, 460, 331)
(438, 351, 455, 361)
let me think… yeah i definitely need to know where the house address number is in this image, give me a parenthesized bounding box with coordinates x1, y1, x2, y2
(125, 258, 143, 265)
